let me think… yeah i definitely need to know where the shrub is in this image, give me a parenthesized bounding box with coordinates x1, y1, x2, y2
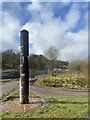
(35, 75, 88, 89)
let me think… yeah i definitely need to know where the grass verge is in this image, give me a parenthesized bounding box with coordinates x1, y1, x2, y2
(1, 91, 88, 118)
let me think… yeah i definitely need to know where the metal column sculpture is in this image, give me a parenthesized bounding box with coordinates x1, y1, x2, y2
(20, 30, 29, 104)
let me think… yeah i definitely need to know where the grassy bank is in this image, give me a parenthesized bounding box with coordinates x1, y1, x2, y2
(35, 75, 88, 90)
(1, 91, 88, 118)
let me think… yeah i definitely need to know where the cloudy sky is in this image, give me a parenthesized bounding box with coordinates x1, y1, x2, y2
(1, 1, 88, 61)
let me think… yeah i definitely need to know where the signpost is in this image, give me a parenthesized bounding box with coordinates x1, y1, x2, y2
(20, 30, 29, 104)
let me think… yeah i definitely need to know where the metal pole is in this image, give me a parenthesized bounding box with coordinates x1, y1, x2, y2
(20, 30, 29, 104)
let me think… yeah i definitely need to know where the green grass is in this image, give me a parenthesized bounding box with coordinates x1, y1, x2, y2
(29, 97, 88, 118)
(35, 75, 88, 90)
(1, 90, 37, 102)
(1, 91, 88, 118)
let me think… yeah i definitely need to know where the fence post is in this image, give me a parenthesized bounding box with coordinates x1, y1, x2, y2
(20, 30, 29, 104)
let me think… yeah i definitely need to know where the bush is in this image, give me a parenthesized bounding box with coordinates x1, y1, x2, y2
(35, 75, 88, 89)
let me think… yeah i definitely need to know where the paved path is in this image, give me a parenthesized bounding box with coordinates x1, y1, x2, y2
(1, 81, 88, 97)
(31, 86, 88, 97)
(2, 81, 19, 94)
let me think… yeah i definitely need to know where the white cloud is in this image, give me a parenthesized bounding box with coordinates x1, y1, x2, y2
(2, 11, 21, 51)
(65, 3, 80, 29)
(3, 0, 89, 2)
(22, 19, 65, 55)
(61, 29, 88, 60)
(27, 2, 41, 11)
(0, 11, 2, 51)
(21, 2, 88, 61)
(1, 2, 88, 61)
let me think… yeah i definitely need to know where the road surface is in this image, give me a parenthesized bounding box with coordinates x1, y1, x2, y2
(1, 80, 88, 97)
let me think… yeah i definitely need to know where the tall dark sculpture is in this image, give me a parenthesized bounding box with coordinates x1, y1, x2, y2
(20, 30, 29, 104)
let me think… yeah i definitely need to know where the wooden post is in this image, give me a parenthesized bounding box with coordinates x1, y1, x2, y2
(20, 30, 29, 104)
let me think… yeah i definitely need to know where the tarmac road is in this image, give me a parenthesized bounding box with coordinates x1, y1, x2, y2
(1, 80, 88, 97)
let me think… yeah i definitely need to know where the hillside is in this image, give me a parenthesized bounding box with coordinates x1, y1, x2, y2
(2, 49, 69, 71)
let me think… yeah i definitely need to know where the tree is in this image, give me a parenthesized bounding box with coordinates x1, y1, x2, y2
(29, 54, 47, 70)
(2, 49, 20, 70)
(44, 46, 60, 75)
(44, 46, 59, 61)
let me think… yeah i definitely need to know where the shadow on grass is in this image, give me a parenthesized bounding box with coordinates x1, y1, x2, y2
(48, 100, 88, 104)
(30, 101, 88, 105)
(2, 96, 19, 102)
(2, 96, 88, 105)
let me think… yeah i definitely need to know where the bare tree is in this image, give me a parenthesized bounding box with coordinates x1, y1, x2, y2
(44, 46, 59, 61)
(44, 46, 60, 75)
